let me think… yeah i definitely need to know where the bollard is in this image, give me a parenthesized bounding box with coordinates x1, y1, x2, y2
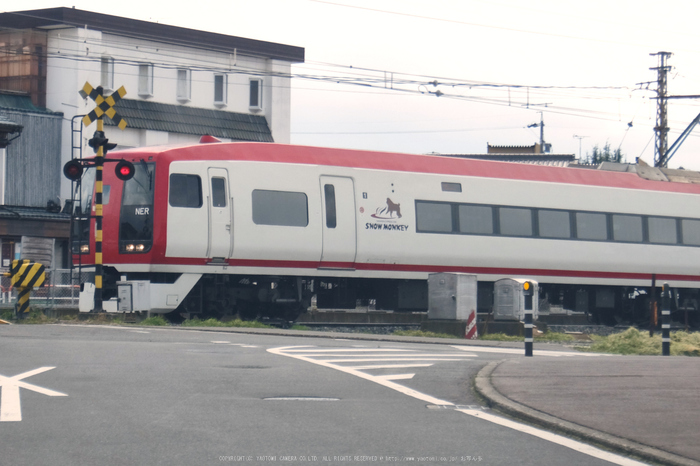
(8, 260, 46, 319)
(523, 281, 534, 357)
(662, 283, 671, 356)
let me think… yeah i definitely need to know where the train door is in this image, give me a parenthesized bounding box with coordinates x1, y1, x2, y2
(320, 176, 356, 267)
(207, 168, 233, 259)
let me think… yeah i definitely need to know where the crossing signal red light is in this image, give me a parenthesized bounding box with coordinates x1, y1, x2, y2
(115, 160, 135, 181)
(63, 160, 84, 181)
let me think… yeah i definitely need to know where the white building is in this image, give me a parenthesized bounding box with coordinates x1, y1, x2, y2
(0, 7, 305, 200)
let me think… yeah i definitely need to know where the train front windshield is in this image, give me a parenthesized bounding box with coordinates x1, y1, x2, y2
(119, 162, 155, 253)
(71, 168, 96, 254)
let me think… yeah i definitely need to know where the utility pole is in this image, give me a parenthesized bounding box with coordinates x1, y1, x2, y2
(573, 135, 588, 161)
(651, 52, 672, 167)
(528, 112, 546, 153)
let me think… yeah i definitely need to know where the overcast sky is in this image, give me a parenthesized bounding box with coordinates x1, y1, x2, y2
(13, 0, 700, 169)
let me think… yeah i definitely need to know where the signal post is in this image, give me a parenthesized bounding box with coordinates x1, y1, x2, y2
(63, 83, 133, 312)
(523, 281, 534, 357)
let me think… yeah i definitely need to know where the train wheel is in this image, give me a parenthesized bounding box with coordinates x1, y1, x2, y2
(236, 301, 259, 321)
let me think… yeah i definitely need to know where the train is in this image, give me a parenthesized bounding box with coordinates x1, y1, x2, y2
(70, 139, 700, 325)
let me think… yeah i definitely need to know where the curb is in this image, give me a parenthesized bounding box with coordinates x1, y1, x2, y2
(473, 360, 700, 466)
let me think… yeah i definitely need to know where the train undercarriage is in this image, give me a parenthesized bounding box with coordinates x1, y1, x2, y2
(101, 267, 699, 327)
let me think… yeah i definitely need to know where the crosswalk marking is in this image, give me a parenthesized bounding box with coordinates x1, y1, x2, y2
(269, 345, 641, 466)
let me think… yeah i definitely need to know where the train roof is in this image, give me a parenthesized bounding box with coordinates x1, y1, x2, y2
(112, 141, 700, 196)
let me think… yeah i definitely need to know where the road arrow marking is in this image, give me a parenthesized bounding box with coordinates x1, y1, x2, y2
(0, 367, 68, 422)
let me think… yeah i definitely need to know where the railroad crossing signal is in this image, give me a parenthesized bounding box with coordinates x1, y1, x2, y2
(77, 81, 128, 313)
(79, 83, 127, 130)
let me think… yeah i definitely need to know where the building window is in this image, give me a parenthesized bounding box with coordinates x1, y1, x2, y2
(249, 78, 262, 110)
(138, 63, 154, 97)
(214, 74, 227, 106)
(252, 190, 308, 227)
(101, 57, 114, 90)
(176, 68, 191, 103)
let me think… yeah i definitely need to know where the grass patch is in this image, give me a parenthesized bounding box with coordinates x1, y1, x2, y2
(392, 329, 462, 339)
(478, 331, 575, 342)
(585, 327, 700, 356)
(181, 317, 273, 329)
(140, 315, 169, 326)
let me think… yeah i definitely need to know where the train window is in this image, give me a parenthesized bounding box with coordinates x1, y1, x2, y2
(252, 190, 308, 227)
(416, 201, 453, 233)
(458, 205, 493, 234)
(324, 184, 337, 229)
(681, 219, 700, 246)
(538, 209, 570, 239)
(576, 212, 608, 241)
(648, 217, 677, 244)
(441, 182, 462, 193)
(211, 178, 227, 208)
(169, 174, 202, 208)
(612, 214, 643, 242)
(499, 207, 533, 237)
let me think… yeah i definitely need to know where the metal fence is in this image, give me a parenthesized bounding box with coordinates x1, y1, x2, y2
(0, 269, 93, 310)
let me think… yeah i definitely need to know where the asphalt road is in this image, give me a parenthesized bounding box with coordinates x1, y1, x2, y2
(0, 324, 646, 466)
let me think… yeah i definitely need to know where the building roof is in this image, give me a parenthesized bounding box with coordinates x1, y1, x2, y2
(103, 99, 274, 142)
(0, 91, 60, 115)
(0, 205, 69, 222)
(0, 7, 305, 63)
(439, 153, 576, 168)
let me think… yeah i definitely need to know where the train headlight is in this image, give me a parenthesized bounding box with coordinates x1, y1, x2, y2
(80, 244, 89, 254)
(121, 242, 151, 254)
(523, 281, 533, 296)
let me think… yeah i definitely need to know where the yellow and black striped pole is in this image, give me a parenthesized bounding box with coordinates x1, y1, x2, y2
(9, 260, 46, 319)
(79, 83, 127, 312)
(92, 110, 105, 312)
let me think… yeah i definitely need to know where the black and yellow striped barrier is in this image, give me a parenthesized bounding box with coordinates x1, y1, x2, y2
(4, 260, 46, 318)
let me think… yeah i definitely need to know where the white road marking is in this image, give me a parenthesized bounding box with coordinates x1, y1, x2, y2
(458, 409, 648, 466)
(0, 367, 67, 422)
(210, 341, 257, 348)
(349, 363, 433, 370)
(270, 345, 645, 466)
(268, 346, 451, 405)
(451, 345, 609, 357)
(323, 357, 475, 363)
(376, 374, 415, 381)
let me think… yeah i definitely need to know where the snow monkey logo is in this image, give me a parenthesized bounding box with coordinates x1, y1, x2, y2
(366, 198, 409, 232)
(371, 198, 402, 220)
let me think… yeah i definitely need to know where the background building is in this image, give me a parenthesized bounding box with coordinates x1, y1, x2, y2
(0, 7, 304, 287)
(0, 6, 305, 200)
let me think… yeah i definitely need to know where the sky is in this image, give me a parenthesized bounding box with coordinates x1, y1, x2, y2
(11, 0, 700, 169)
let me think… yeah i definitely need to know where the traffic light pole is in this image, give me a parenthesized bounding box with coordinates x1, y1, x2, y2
(93, 116, 104, 312)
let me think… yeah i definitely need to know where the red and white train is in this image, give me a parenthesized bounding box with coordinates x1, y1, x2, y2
(72, 140, 700, 324)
